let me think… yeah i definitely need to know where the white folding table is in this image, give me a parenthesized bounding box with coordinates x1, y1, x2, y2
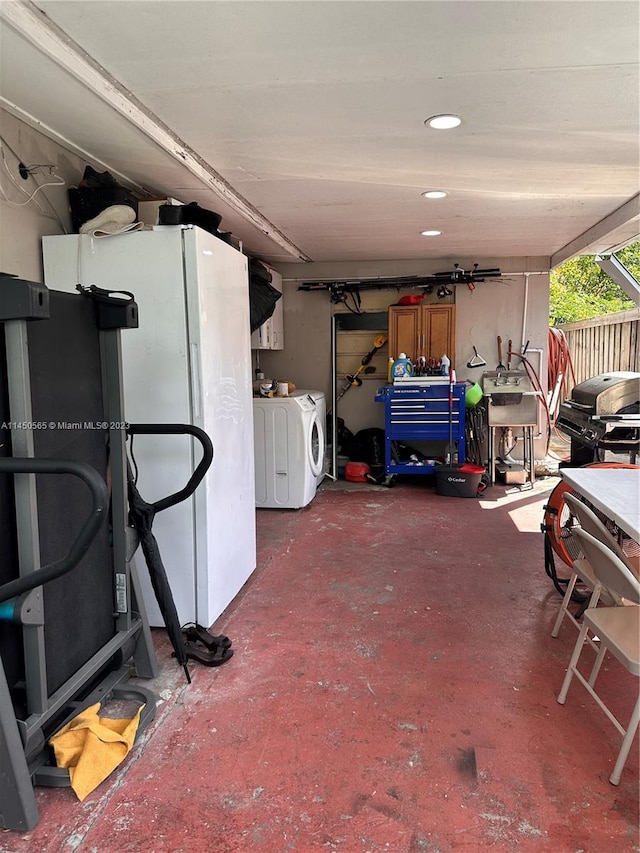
(560, 468, 640, 541)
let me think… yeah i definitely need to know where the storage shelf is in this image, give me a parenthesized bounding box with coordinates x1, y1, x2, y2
(387, 462, 438, 475)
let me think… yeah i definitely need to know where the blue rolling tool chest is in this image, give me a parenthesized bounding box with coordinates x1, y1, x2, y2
(375, 382, 466, 475)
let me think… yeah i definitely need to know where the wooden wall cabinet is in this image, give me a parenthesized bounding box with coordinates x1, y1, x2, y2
(388, 304, 455, 363)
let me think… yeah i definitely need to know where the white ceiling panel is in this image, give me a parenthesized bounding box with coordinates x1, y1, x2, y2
(1, 0, 638, 265)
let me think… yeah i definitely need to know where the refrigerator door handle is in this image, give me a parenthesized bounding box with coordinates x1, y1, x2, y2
(190, 342, 202, 419)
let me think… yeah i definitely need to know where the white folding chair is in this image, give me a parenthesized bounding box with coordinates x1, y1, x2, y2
(551, 492, 625, 640)
(557, 528, 640, 785)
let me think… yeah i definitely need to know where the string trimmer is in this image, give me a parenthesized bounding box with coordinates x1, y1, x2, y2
(336, 334, 387, 403)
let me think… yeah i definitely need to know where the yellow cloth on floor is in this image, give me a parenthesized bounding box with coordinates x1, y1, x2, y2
(49, 701, 143, 801)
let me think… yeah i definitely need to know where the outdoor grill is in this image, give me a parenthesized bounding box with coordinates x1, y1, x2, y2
(556, 371, 640, 464)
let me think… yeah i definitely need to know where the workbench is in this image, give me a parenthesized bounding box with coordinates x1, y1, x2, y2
(375, 382, 466, 475)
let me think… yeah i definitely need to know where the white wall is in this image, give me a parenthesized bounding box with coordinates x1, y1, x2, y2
(0, 110, 83, 281)
(259, 260, 550, 446)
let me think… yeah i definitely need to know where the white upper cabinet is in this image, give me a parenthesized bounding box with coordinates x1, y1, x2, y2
(251, 266, 284, 350)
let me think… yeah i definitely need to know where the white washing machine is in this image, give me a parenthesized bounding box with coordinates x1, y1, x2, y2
(294, 389, 326, 487)
(253, 390, 325, 508)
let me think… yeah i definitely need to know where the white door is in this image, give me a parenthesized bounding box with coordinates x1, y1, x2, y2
(182, 228, 256, 626)
(308, 412, 323, 478)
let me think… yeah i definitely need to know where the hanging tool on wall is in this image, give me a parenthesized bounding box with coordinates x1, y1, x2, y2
(336, 334, 387, 402)
(496, 336, 506, 370)
(298, 266, 503, 300)
(466, 346, 487, 368)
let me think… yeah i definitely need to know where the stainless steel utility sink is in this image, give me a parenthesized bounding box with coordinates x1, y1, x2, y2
(481, 371, 539, 425)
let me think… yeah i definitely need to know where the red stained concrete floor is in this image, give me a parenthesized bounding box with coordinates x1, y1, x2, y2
(2, 475, 639, 853)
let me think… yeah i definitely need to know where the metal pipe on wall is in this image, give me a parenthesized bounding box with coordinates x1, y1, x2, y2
(521, 272, 530, 355)
(328, 313, 338, 481)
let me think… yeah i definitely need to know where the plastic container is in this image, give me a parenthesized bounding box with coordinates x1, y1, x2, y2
(465, 382, 483, 407)
(436, 463, 485, 498)
(337, 454, 350, 477)
(387, 357, 394, 384)
(259, 380, 277, 397)
(391, 353, 413, 381)
(253, 375, 271, 394)
(344, 461, 371, 483)
(440, 354, 451, 376)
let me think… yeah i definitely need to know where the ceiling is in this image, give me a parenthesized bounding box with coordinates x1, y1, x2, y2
(1, 0, 639, 267)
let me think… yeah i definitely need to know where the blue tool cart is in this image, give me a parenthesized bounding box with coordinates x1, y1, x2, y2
(375, 382, 466, 475)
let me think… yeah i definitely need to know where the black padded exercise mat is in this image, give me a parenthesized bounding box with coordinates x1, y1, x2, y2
(0, 325, 23, 704)
(27, 292, 115, 697)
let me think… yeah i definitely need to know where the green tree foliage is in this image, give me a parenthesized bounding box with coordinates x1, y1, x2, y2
(549, 242, 639, 325)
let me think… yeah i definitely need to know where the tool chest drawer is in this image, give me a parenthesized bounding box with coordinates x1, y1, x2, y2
(376, 384, 466, 474)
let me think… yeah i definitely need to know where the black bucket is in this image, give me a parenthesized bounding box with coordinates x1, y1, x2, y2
(436, 464, 484, 498)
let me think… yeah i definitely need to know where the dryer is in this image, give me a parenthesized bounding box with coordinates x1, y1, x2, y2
(253, 391, 325, 508)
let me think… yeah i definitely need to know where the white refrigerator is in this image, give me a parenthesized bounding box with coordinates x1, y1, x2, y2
(42, 225, 256, 628)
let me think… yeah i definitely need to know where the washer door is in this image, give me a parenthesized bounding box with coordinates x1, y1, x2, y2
(307, 411, 323, 477)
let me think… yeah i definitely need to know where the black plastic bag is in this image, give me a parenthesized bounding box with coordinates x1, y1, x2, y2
(249, 257, 273, 284)
(333, 417, 357, 456)
(249, 277, 281, 332)
(391, 441, 427, 463)
(351, 428, 386, 467)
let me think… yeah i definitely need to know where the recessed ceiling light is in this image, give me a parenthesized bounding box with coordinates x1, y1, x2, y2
(422, 190, 448, 199)
(421, 230, 442, 237)
(425, 114, 461, 130)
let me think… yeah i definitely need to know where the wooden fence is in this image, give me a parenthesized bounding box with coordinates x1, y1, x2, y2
(557, 307, 639, 398)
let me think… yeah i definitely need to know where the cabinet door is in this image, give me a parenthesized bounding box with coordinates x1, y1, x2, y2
(389, 304, 456, 363)
(251, 268, 284, 350)
(388, 305, 420, 361)
(422, 305, 455, 362)
(268, 270, 284, 350)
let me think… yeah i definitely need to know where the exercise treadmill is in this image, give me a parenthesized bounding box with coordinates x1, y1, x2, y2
(0, 276, 157, 831)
